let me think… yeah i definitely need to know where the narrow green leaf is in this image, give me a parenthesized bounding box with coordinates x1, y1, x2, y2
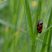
(25, 0, 33, 40)
(41, 8, 52, 52)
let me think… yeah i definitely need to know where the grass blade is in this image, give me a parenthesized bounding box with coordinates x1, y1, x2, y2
(41, 8, 52, 52)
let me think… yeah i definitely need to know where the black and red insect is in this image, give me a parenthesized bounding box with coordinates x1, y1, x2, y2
(37, 20, 43, 33)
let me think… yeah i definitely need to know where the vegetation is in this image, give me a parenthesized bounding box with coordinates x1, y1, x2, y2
(0, 0, 52, 52)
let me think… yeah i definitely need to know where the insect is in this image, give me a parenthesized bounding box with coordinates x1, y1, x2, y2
(37, 20, 43, 33)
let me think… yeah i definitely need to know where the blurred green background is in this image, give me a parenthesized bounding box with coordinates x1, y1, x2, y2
(0, 0, 52, 52)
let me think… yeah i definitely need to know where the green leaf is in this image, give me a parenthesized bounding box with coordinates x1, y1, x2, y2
(41, 8, 52, 52)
